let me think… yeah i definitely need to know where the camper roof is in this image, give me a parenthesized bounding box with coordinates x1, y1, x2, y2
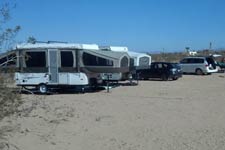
(15, 43, 99, 50)
(84, 49, 130, 60)
(127, 51, 150, 58)
(99, 46, 128, 52)
(81, 44, 99, 50)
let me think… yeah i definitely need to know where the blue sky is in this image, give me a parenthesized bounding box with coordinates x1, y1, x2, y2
(5, 0, 225, 52)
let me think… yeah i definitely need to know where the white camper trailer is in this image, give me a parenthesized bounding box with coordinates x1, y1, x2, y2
(128, 51, 151, 80)
(1, 43, 130, 93)
(14, 43, 92, 93)
(128, 51, 151, 68)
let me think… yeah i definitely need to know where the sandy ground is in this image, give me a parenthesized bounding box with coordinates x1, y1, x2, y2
(1, 73, 225, 150)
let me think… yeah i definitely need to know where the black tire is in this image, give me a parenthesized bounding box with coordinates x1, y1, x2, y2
(196, 69, 203, 75)
(38, 84, 48, 94)
(140, 74, 148, 80)
(143, 77, 149, 80)
(161, 74, 168, 81)
(89, 78, 97, 86)
(80, 86, 85, 94)
(172, 77, 178, 80)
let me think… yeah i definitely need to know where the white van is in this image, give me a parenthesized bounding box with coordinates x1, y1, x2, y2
(180, 57, 218, 75)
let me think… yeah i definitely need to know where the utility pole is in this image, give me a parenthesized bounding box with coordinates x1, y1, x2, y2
(209, 42, 212, 50)
(162, 48, 165, 61)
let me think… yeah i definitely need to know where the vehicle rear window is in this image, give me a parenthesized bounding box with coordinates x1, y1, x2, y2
(190, 58, 204, 63)
(182, 58, 204, 64)
(157, 63, 163, 68)
(180, 59, 188, 63)
(162, 63, 168, 68)
(171, 63, 180, 69)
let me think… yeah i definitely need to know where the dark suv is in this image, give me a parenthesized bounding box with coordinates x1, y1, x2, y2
(137, 62, 182, 81)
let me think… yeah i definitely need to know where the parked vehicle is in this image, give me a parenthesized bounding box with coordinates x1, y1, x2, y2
(137, 62, 182, 81)
(216, 62, 225, 69)
(180, 57, 218, 75)
(210, 54, 225, 71)
(1, 42, 131, 93)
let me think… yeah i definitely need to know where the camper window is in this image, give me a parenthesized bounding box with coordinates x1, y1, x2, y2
(83, 52, 113, 66)
(60, 51, 74, 67)
(120, 56, 129, 67)
(180, 59, 188, 64)
(0, 57, 7, 66)
(139, 57, 150, 66)
(6, 53, 17, 66)
(25, 52, 46, 67)
(0, 53, 17, 67)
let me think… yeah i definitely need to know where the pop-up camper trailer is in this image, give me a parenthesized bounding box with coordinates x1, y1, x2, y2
(99, 46, 151, 81)
(0, 43, 130, 93)
(127, 51, 151, 69)
(79, 48, 130, 83)
(99, 46, 131, 81)
(127, 51, 151, 80)
(85, 49, 130, 81)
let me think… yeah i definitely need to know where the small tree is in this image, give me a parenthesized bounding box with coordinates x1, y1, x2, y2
(0, 1, 21, 52)
(27, 36, 36, 44)
(0, 0, 22, 121)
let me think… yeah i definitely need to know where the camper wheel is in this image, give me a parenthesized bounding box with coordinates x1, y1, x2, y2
(38, 84, 48, 94)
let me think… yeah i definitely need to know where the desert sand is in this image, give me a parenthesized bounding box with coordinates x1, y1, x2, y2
(1, 73, 225, 150)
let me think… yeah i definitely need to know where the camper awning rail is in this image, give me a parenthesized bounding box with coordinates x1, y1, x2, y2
(15, 43, 99, 50)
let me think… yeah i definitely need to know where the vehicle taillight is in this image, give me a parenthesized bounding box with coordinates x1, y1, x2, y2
(44, 73, 49, 77)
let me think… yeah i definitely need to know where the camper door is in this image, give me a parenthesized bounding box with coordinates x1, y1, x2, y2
(48, 49, 58, 84)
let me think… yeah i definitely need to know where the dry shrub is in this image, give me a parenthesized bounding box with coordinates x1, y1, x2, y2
(0, 72, 22, 120)
(150, 52, 187, 62)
